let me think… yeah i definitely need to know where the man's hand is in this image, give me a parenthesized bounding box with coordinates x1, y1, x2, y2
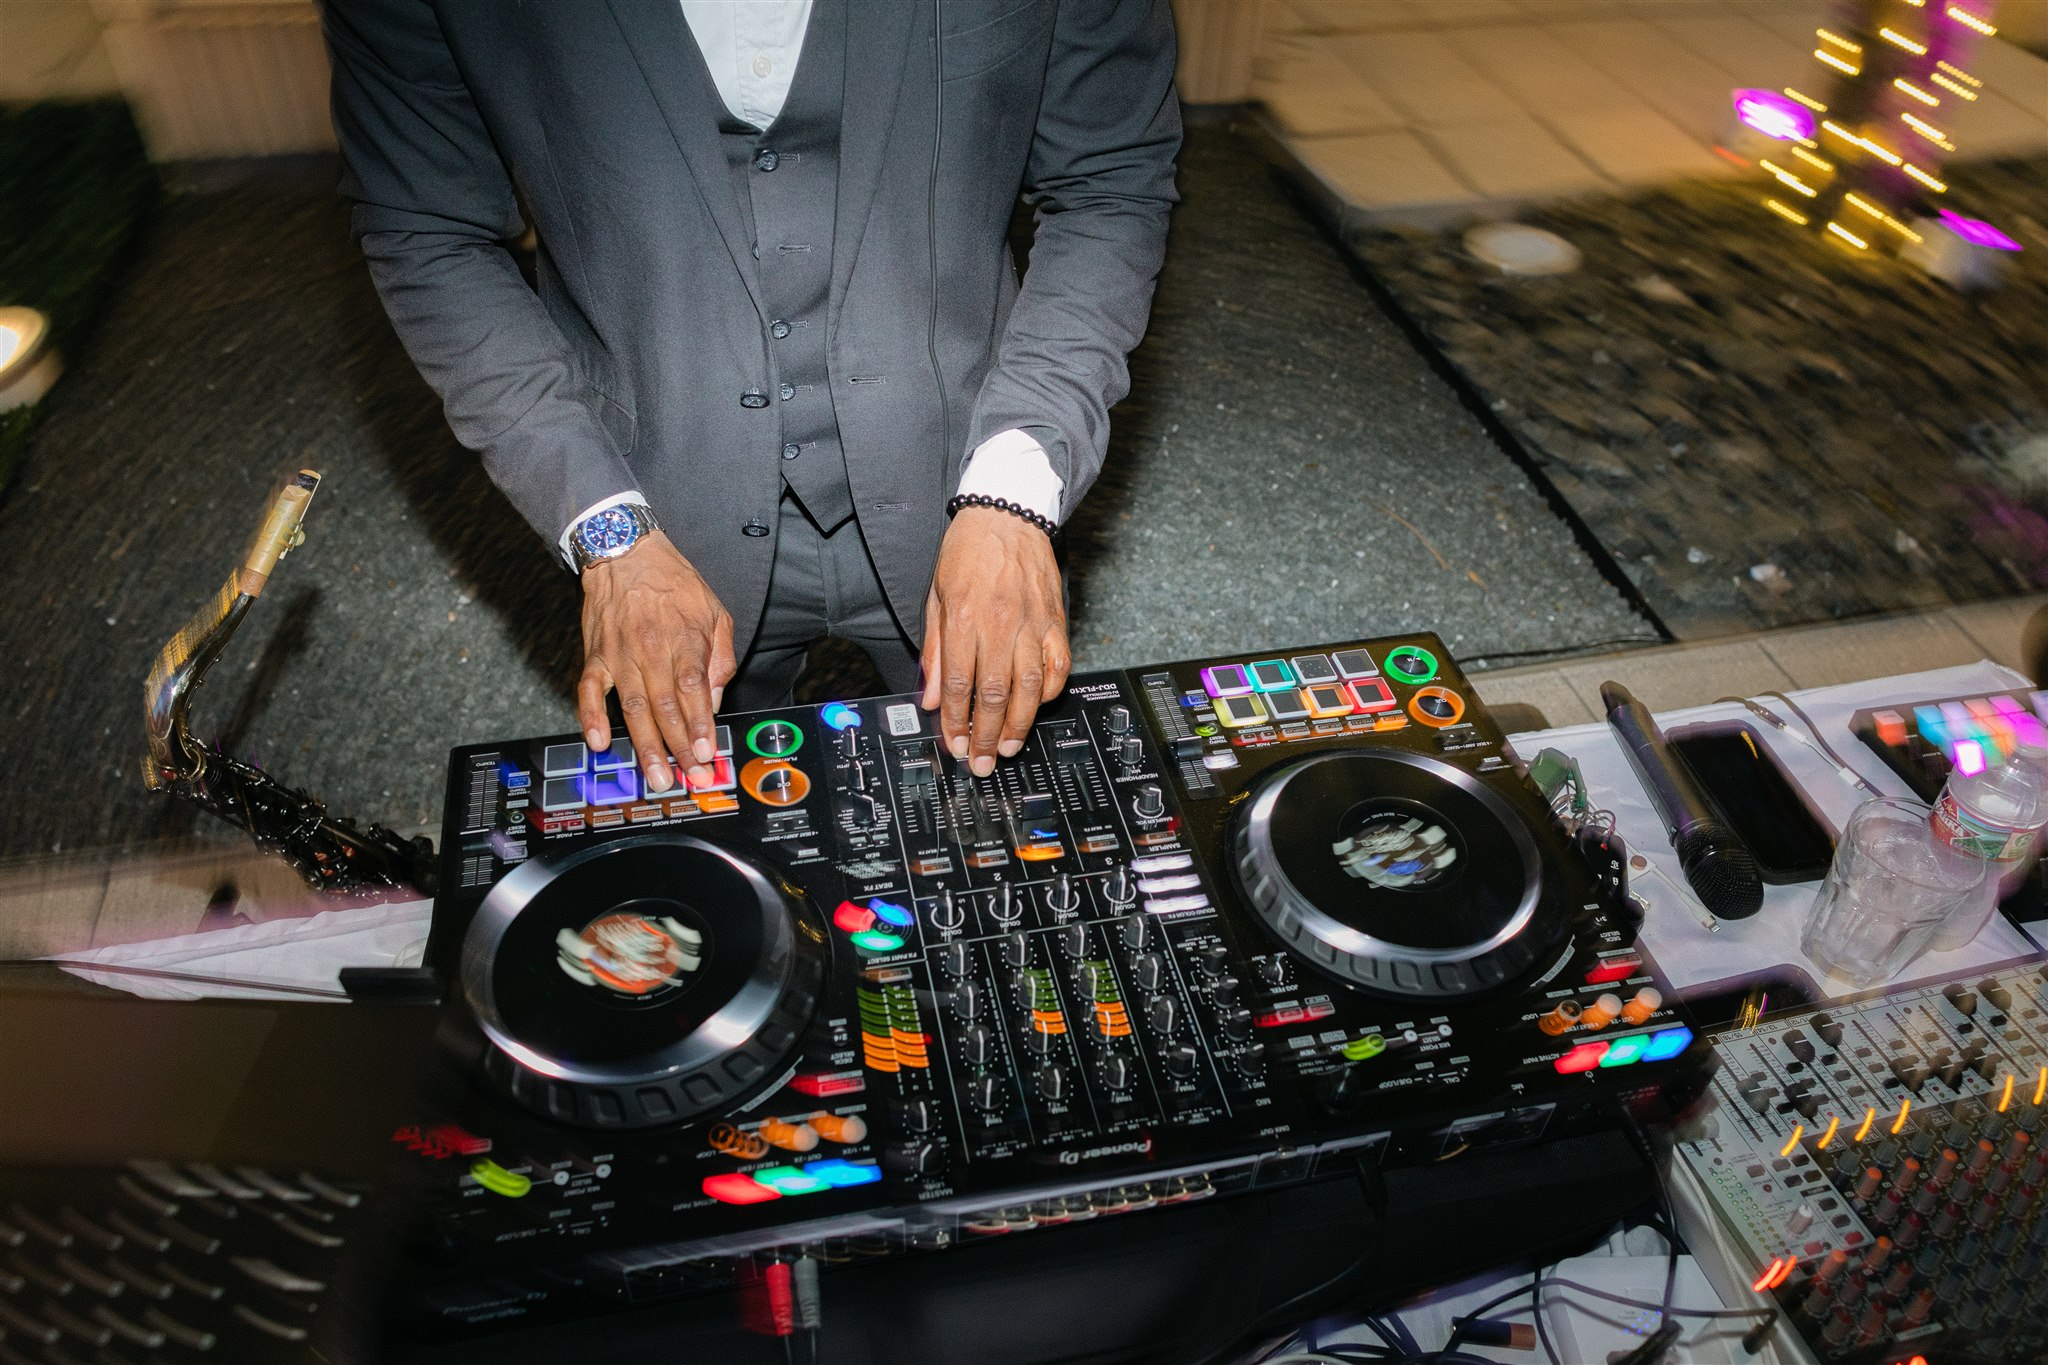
(577, 531, 737, 794)
(920, 508, 1070, 776)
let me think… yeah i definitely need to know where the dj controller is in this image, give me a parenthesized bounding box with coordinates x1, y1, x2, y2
(407, 634, 1703, 1333)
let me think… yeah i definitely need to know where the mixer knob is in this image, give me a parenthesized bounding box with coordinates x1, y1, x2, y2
(1222, 1008, 1253, 1041)
(1985, 980, 2014, 1011)
(1078, 962, 1116, 1002)
(1104, 705, 1132, 736)
(1118, 736, 1145, 769)
(1034, 1064, 1067, 1102)
(1235, 1042, 1266, 1077)
(1257, 956, 1288, 987)
(930, 890, 964, 932)
(1059, 923, 1089, 958)
(1197, 944, 1230, 980)
(962, 1023, 995, 1065)
(1946, 984, 1978, 1016)
(951, 982, 983, 1021)
(1212, 974, 1240, 1007)
(885, 1140, 940, 1175)
(1813, 1013, 1844, 1048)
(839, 725, 861, 757)
(1132, 785, 1165, 821)
(936, 942, 970, 979)
(1048, 873, 1080, 914)
(1099, 1052, 1134, 1091)
(1163, 1044, 1199, 1079)
(1001, 931, 1031, 969)
(991, 882, 1021, 924)
(1149, 996, 1180, 1037)
(1794, 1092, 1821, 1119)
(970, 1071, 1006, 1112)
(1786, 1033, 1816, 1063)
(895, 1097, 936, 1133)
(1024, 1025, 1058, 1056)
(1105, 865, 1137, 906)
(1133, 954, 1167, 995)
(1118, 915, 1148, 952)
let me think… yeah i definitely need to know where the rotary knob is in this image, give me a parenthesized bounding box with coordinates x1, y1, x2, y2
(1118, 736, 1145, 768)
(1211, 974, 1240, 1007)
(1132, 785, 1165, 821)
(1099, 1052, 1134, 1091)
(1196, 944, 1230, 980)
(1059, 923, 1089, 958)
(1148, 995, 1180, 1037)
(1105, 865, 1137, 906)
(935, 942, 969, 979)
(1047, 873, 1080, 914)
(990, 882, 1021, 924)
(1163, 1043, 1199, 1079)
(1132, 953, 1166, 995)
(885, 1140, 940, 1175)
(1235, 1042, 1266, 1077)
(951, 981, 982, 1021)
(970, 1071, 1006, 1112)
(929, 890, 964, 932)
(1001, 931, 1031, 968)
(1119, 915, 1148, 951)
(1221, 1008, 1252, 1041)
(1034, 1063, 1067, 1101)
(1104, 705, 1132, 735)
(1024, 1025, 1058, 1056)
(962, 1023, 995, 1065)
(1257, 956, 1287, 987)
(895, 1097, 936, 1133)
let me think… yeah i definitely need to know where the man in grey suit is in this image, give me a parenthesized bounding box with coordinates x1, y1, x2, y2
(323, 0, 1179, 796)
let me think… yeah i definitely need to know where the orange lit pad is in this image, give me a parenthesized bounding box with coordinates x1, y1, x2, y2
(1301, 684, 1354, 718)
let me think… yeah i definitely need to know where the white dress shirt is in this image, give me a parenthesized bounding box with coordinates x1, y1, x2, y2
(559, 0, 1064, 562)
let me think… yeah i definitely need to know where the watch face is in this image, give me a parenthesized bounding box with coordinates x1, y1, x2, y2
(578, 507, 641, 559)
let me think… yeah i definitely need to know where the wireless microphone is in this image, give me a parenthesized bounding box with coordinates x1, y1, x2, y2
(1602, 681, 1765, 921)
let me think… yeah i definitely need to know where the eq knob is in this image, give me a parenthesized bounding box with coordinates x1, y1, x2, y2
(1035, 1064, 1067, 1102)
(1222, 1008, 1253, 1041)
(1099, 1052, 1134, 1091)
(1104, 705, 1133, 735)
(1132, 954, 1167, 995)
(1163, 1043, 1199, 1079)
(1059, 923, 1089, 958)
(1024, 1025, 1058, 1056)
(1001, 931, 1031, 968)
(1211, 974, 1240, 1007)
(1132, 785, 1165, 821)
(1236, 1042, 1266, 1077)
(884, 1140, 940, 1175)
(1119, 915, 1148, 952)
(935, 942, 970, 979)
(951, 982, 983, 1021)
(962, 1023, 995, 1065)
(1196, 944, 1230, 980)
(1105, 865, 1137, 907)
(895, 1097, 936, 1133)
(1149, 995, 1180, 1037)
(1048, 873, 1080, 914)
(1257, 956, 1288, 988)
(970, 1071, 1006, 1112)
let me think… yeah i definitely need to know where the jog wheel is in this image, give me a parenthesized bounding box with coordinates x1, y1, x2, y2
(1231, 750, 1558, 999)
(462, 833, 828, 1128)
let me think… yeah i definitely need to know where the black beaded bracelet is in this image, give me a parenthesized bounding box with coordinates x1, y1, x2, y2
(946, 493, 1059, 539)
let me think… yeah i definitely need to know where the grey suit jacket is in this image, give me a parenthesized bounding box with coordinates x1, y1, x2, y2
(323, 0, 1181, 651)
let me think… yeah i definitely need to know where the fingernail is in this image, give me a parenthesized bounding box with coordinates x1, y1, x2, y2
(949, 737, 969, 760)
(646, 764, 672, 793)
(998, 739, 1023, 758)
(973, 756, 995, 777)
(688, 766, 713, 789)
(694, 739, 714, 764)
(587, 728, 606, 748)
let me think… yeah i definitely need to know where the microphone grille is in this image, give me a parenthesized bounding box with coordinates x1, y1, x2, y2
(1674, 827, 1765, 920)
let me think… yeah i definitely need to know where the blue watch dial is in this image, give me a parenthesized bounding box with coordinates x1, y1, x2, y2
(577, 506, 643, 559)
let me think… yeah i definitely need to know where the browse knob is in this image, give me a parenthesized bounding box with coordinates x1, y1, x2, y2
(1133, 785, 1165, 821)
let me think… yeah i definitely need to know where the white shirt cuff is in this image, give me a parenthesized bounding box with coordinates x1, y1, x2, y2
(956, 429, 1065, 525)
(558, 491, 649, 568)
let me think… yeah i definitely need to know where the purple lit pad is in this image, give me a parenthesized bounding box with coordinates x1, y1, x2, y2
(1938, 209, 2023, 252)
(1732, 88, 1815, 142)
(583, 769, 639, 806)
(1993, 695, 2027, 717)
(2017, 715, 2048, 748)
(1954, 740, 1987, 777)
(1201, 664, 1254, 699)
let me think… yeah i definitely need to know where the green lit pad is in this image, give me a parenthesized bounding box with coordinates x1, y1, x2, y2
(1342, 1034, 1386, 1062)
(1599, 1034, 1653, 1068)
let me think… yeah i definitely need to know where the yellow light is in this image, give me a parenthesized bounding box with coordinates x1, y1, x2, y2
(1817, 27, 1863, 51)
(1789, 145, 1834, 171)
(2001, 1072, 2017, 1113)
(1822, 121, 1903, 165)
(2034, 1066, 2046, 1106)
(1903, 162, 1946, 192)
(1760, 160, 1820, 197)
(1894, 78, 1941, 107)
(1785, 87, 1828, 112)
(1816, 1114, 1842, 1149)
(1901, 113, 1955, 149)
(1763, 197, 1811, 226)
(1947, 5, 1997, 35)
(1936, 60, 1982, 87)
(1816, 48, 1862, 76)
(1854, 1106, 1877, 1142)
(1931, 72, 1980, 100)
(1780, 1124, 1805, 1157)
(1889, 1096, 1912, 1133)
(1843, 195, 1923, 242)
(1881, 27, 1929, 53)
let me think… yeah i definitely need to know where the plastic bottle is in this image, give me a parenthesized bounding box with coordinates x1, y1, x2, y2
(1929, 739, 2048, 951)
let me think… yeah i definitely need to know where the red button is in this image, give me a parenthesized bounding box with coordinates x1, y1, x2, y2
(1349, 678, 1398, 713)
(833, 901, 877, 933)
(1554, 1041, 1609, 1074)
(1586, 956, 1641, 985)
(703, 1173, 781, 1205)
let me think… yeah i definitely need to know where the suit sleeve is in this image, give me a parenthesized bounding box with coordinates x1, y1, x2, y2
(323, 0, 637, 552)
(964, 0, 1182, 520)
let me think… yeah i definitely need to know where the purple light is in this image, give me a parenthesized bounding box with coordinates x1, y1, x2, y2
(1938, 208, 2023, 252)
(1732, 88, 1815, 142)
(1954, 739, 1988, 777)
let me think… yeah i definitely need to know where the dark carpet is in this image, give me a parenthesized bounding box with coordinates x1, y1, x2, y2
(0, 124, 1645, 858)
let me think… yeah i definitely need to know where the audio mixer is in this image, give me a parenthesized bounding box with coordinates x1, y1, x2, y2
(1677, 961, 2048, 1363)
(401, 634, 1704, 1334)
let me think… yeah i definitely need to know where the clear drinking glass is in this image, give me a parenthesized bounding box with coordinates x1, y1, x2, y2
(1802, 797, 1987, 989)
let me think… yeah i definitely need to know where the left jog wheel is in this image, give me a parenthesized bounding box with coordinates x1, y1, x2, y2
(462, 833, 828, 1128)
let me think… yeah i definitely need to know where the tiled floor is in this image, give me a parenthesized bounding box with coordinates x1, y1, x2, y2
(1254, 0, 2048, 223)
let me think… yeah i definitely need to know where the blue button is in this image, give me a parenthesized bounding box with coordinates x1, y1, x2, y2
(1640, 1026, 1694, 1062)
(820, 702, 861, 731)
(869, 898, 913, 928)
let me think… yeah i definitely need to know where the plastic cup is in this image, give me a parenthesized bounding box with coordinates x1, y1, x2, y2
(1801, 798, 1986, 989)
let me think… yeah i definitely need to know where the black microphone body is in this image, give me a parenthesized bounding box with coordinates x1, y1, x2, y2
(1601, 681, 1766, 920)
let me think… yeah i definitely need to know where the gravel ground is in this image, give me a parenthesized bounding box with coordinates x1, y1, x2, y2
(1349, 155, 2048, 638)
(0, 126, 1646, 858)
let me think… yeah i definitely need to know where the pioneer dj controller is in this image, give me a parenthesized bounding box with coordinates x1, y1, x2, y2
(387, 635, 1705, 1334)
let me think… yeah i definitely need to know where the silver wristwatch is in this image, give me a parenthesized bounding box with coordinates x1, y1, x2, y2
(568, 501, 661, 572)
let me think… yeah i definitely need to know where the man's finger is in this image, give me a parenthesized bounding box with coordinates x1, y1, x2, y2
(612, 663, 675, 794)
(919, 590, 945, 712)
(1040, 622, 1072, 702)
(968, 632, 1011, 778)
(938, 611, 977, 762)
(998, 634, 1042, 758)
(577, 663, 615, 750)
(670, 641, 720, 781)
(707, 615, 738, 716)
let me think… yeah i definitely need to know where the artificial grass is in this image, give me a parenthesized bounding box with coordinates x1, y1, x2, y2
(0, 100, 156, 494)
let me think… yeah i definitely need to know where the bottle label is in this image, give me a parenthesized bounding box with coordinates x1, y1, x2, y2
(1931, 789, 2039, 863)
